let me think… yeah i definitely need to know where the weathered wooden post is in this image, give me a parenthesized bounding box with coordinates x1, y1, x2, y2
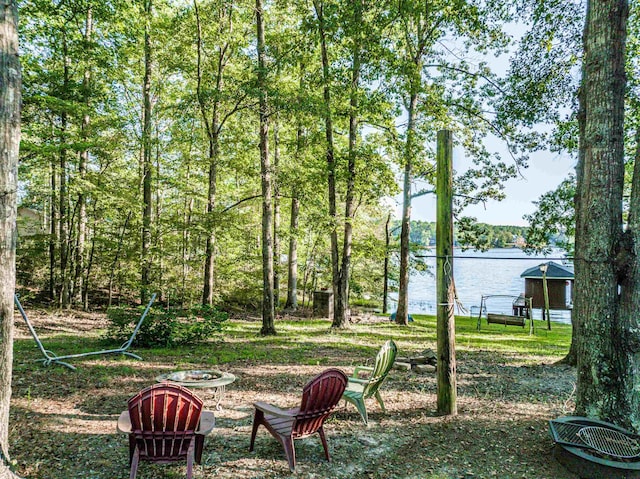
(436, 129, 457, 416)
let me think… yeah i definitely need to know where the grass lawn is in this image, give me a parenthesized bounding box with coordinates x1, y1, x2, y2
(8, 307, 579, 479)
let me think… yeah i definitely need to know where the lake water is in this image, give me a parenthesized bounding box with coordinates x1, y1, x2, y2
(389, 248, 573, 324)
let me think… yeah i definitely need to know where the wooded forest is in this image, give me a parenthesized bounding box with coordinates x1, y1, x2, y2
(15, 0, 584, 321)
(3, 0, 640, 477)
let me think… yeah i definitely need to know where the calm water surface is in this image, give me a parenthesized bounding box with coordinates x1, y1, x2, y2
(389, 248, 572, 324)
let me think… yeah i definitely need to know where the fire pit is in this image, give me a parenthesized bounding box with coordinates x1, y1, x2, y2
(549, 416, 640, 479)
(156, 369, 235, 410)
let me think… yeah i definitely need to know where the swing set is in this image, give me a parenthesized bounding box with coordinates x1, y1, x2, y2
(476, 294, 534, 335)
(14, 293, 156, 370)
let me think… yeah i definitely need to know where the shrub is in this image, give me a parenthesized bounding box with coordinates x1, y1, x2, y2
(105, 304, 228, 347)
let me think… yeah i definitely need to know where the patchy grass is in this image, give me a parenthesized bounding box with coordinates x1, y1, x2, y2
(8, 307, 578, 479)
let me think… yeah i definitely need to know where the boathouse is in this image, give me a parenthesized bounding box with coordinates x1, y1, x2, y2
(520, 261, 574, 311)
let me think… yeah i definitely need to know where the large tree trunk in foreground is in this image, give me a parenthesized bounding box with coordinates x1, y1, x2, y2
(0, 2, 22, 477)
(574, 0, 632, 428)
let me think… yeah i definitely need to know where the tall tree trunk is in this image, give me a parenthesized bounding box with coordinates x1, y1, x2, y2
(272, 116, 280, 309)
(285, 192, 299, 311)
(0, 2, 22, 476)
(396, 9, 428, 325)
(619, 126, 640, 426)
(182, 157, 193, 306)
(74, 4, 92, 309)
(141, 0, 153, 304)
(383, 213, 390, 314)
(108, 213, 131, 308)
(396, 89, 419, 325)
(313, 0, 340, 322)
(194, 0, 226, 306)
(49, 154, 57, 301)
(256, 0, 275, 335)
(332, 0, 363, 328)
(285, 64, 305, 312)
(59, 34, 70, 308)
(154, 131, 163, 301)
(574, 0, 630, 426)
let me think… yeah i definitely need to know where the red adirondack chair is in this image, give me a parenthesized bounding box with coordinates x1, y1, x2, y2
(249, 368, 348, 472)
(117, 383, 215, 479)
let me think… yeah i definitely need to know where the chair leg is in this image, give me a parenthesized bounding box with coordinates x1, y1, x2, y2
(186, 439, 195, 479)
(128, 435, 136, 465)
(318, 427, 331, 461)
(374, 390, 386, 413)
(282, 436, 296, 472)
(249, 409, 264, 452)
(354, 398, 369, 426)
(129, 447, 140, 479)
(195, 434, 204, 464)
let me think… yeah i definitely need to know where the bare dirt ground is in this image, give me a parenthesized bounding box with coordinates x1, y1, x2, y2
(7, 309, 581, 479)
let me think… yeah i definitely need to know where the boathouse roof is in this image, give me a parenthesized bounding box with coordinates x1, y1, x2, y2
(520, 261, 574, 280)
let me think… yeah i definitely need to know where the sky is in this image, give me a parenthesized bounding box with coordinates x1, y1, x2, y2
(395, 147, 576, 227)
(391, 21, 578, 228)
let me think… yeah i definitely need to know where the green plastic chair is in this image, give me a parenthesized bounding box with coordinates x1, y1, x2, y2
(342, 339, 397, 425)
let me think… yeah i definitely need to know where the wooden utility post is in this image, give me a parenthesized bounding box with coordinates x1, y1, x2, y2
(436, 129, 457, 416)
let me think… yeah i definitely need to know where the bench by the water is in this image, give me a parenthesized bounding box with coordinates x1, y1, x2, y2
(486, 313, 525, 327)
(477, 294, 534, 334)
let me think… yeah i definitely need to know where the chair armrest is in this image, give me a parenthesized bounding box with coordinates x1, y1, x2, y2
(253, 401, 295, 419)
(197, 410, 216, 436)
(116, 410, 132, 434)
(353, 365, 373, 378)
(348, 377, 370, 385)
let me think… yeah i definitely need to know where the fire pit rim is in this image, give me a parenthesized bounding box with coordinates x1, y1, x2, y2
(551, 415, 640, 471)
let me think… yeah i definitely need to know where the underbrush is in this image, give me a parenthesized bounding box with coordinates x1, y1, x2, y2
(104, 304, 228, 347)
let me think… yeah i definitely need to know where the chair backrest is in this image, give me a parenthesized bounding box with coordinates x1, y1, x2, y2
(128, 383, 203, 461)
(363, 340, 397, 398)
(294, 368, 348, 438)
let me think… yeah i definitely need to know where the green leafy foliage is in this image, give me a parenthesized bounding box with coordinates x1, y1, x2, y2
(104, 304, 228, 347)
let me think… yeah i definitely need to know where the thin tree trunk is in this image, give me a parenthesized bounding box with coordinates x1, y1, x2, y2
(59, 34, 70, 308)
(256, 0, 276, 335)
(0, 2, 22, 476)
(285, 192, 299, 311)
(182, 156, 193, 306)
(285, 65, 305, 311)
(49, 154, 57, 301)
(108, 213, 131, 308)
(83, 223, 95, 310)
(74, 4, 92, 308)
(333, 0, 363, 328)
(574, 0, 629, 426)
(194, 0, 226, 306)
(313, 0, 340, 324)
(141, 0, 153, 304)
(273, 117, 281, 309)
(396, 90, 419, 325)
(383, 213, 390, 314)
(154, 124, 163, 301)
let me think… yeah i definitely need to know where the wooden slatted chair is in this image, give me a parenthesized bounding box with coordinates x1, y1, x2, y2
(249, 368, 348, 472)
(342, 339, 397, 425)
(117, 383, 215, 479)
